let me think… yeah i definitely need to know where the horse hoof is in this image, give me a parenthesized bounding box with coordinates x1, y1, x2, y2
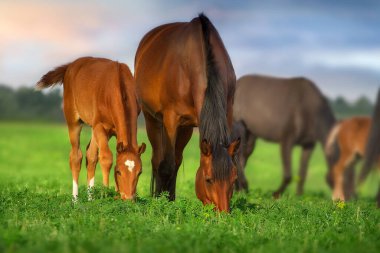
(332, 195, 345, 202)
(272, 192, 281, 199)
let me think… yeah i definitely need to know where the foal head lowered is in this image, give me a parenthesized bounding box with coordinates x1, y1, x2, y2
(114, 142, 146, 200)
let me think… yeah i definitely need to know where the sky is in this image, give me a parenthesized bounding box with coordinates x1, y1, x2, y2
(1, 0, 379, 101)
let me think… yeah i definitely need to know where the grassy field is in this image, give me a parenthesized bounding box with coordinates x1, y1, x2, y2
(0, 122, 379, 253)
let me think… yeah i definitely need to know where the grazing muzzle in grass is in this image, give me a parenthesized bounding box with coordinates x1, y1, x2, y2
(195, 138, 240, 212)
(114, 142, 146, 200)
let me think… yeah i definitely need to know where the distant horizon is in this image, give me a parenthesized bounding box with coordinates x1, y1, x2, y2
(0, 81, 375, 104)
(1, 0, 379, 101)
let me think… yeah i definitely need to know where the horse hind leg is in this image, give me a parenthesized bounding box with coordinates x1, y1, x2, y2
(86, 132, 98, 200)
(296, 143, 315, 196)
(67, 121, 83, 201)
(273, 139, 293, 199)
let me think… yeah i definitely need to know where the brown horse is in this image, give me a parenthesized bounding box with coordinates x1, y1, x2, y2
(360, 89, 380, 207)
(36, 57, 146, 201)
(135, 14, 239, 212)
(325, 116, 371, 201)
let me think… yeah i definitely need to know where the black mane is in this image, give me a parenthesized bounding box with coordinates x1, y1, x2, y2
(198, 13, 232, 180)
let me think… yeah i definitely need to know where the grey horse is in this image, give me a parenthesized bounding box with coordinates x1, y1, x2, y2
(232, 74, 337, 198)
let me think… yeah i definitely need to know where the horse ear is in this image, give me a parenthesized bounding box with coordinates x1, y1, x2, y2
(138, 143, 146, 155)
(201, 139, 212, 156)
(117, 142, 125, 153)
(228, 137, 241, 156)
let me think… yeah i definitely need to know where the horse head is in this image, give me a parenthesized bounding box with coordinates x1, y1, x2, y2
(195, 138, 240, 212)
(114, 142, 146, 200)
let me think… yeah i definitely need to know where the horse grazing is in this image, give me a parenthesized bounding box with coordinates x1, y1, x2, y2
(359, 89, 380, 207)
(135, 14, 239, 212)
(36, 57, 146, 201)
(233, 75, 336, 198)
(325, 117, 371, 201)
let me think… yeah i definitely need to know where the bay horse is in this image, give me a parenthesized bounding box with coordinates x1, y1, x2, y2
(36, 57, 146, 201)
(232, 75, 336, 198)
(360, 88, 380, 207)
(325, 116, 371, 201)
(134, 14, 239, 212)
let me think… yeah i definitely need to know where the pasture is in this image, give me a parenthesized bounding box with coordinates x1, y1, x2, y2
(0, 122, 379, 253)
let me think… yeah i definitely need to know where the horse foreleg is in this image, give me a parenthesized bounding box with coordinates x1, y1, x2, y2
(67, 122, 83, 201)
(86, 132, 98, 199)
(235, 131, 256, 192)
(332, 153, 352, 201)
(159, 112, 180, 201)
(93, 125, 113, 187)
(343, 159, 357, 200)
(296, 143, 315, 196)
(273, 140, 293, 199)
(173, 126, 193, 194)
(144, 111, 165, 197)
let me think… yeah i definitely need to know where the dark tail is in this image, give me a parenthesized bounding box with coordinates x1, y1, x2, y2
(359, 88, 380, 183)
(36, 64, 69, 90)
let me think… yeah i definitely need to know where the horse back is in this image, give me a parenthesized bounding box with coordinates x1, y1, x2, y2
(233, 75, 330, 143)
(63, 57, 135, 127)
(135, 17, 234, 126)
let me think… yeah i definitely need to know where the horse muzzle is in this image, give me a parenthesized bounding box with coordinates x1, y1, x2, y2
(120, 192, 136, 201)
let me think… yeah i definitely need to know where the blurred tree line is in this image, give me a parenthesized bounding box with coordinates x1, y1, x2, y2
(0, 85, 64, 122)
(330, 95, 373, 119)
(0, 84, 374, 123)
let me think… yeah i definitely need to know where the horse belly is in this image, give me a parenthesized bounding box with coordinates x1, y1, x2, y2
(240, 100, 290, 142)
(246, 117, 284, 142)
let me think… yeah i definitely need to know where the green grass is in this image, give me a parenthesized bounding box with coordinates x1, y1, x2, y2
(0, 122, 379, 253)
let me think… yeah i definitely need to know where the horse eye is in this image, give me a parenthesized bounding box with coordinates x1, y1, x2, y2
(116, 170, 121, 176)
(205, 177, 213, 184)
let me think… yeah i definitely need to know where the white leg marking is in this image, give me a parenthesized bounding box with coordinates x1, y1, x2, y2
(89, 177, 95, 188)
(73, 180, 78, 200)
(87, 177, 95, 201)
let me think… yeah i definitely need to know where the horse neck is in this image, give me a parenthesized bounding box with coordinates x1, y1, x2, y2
(115, 103, 138, 149)
(115, 64, 139, 149)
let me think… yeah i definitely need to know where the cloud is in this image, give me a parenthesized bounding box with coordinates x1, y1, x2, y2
(0, 0, 379, 101)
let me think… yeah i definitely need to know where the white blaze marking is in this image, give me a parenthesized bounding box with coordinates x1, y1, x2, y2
(89, 177, 95, 188)
(73, 180, 78, 199)
(125, 160, 135, 172)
